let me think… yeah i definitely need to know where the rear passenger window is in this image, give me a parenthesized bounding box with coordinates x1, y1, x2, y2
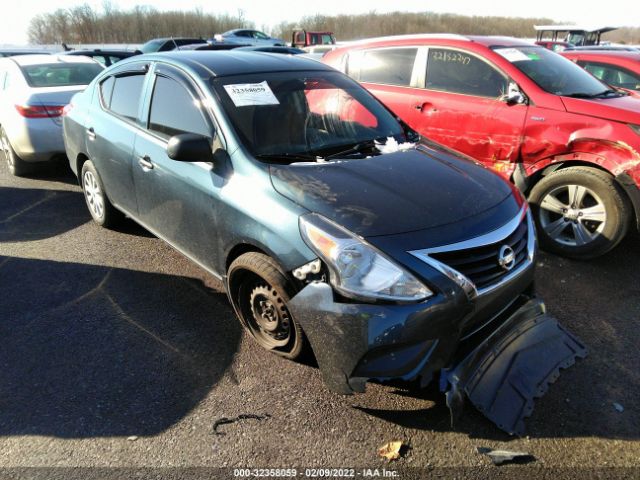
(352, 48, 418, 87)
(99, 76, 115, 106)
(148, 76, 211, 139)
(108, 74, 145, 121)
(426, 48, 507, 98)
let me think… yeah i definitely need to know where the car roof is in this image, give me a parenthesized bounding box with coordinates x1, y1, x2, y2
(562, 50, 640, 60)
(8, 54, 101, 66)
(66, 49, 134, 55)
(340, 34, 534, 49)
(138, 51, 333, 77)
(534, 25, 617, 34)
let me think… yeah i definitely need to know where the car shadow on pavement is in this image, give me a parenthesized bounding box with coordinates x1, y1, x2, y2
(0, 255, 241, 439)
(0, 186, 89, 242)
(22, 160, 79, 186)
(355, 232, 640, 441)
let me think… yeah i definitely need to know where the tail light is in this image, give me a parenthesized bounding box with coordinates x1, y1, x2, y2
(62, 103, 74, 116)
(15, 104, 66, 118)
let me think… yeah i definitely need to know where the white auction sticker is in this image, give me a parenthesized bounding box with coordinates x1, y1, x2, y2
(495, 48, 531, 62)
(223, 81, 280, 107)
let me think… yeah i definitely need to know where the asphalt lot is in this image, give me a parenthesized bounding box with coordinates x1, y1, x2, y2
(0, 159, 638, 477)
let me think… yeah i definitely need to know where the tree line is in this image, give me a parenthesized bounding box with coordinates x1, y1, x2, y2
(27, 4, 253, 44)
(27, 5, 640, 45)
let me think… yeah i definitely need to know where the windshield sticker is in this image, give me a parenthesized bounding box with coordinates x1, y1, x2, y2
(495, 48, 531, 63)
(223, 81, 280, 107)
(527, 52, 541, 61)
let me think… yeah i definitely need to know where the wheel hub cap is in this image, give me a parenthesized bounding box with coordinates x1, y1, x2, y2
(257, 299, 278, 331)
(539, 184, 606, 247)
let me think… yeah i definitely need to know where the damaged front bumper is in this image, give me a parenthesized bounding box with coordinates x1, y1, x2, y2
(288, 281, 586, 435)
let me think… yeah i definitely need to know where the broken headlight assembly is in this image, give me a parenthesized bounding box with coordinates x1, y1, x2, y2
(299, 213, 433, 303)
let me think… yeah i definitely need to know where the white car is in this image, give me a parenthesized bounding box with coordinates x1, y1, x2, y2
(0, 54, 103, 176)
(215, 29, 285, 46)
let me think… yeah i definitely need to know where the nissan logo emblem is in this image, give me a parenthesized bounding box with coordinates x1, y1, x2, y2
(498, 245, 516, 271)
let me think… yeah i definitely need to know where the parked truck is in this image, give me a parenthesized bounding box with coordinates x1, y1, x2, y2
(291, 30, 336, 48)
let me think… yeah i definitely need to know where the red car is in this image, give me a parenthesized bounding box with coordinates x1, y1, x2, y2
(536, 40, 571, 52)
(323, 35, 640, 259)
(561, 50, 640, 97)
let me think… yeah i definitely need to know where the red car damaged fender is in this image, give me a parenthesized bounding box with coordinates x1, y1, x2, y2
(323, 35, 640, 259)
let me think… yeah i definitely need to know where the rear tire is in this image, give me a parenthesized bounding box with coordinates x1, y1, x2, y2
(528, 166, 631, 259)
(80, 160, 121, 228)
(228, 252, 308, 360)
(1, 127, 31, 177)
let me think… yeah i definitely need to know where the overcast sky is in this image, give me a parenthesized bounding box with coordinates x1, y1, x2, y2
(1, 0, 638, 44)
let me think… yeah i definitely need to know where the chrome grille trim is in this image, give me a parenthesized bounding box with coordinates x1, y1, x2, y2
(409, 205, 536, 296)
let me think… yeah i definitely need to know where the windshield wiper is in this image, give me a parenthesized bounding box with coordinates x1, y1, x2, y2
(255, 152, 320, 163)
(322, 140, 379, 161)
(565, 89, 622, 99)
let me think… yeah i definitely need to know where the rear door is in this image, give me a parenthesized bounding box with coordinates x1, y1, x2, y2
(346, 46, 425, 127)
(415, 47, 528, 174)
(87, 63, 149, 214)
(132, 63, 222, 270)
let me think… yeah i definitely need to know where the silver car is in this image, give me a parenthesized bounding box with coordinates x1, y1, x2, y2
(216, 29, 284, 46)
(0, 54, 103, 176)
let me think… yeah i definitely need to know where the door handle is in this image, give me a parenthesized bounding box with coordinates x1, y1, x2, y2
(87, 127, 96, 140)
(138, 155, 154, 170)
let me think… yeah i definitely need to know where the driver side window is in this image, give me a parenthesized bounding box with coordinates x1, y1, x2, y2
(147, 75, 212, 140)
(426, 48, 508, 98)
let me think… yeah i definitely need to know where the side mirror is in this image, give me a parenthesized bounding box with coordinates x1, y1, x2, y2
(504, 82, 526, 105)
(167, 133, 214, 162)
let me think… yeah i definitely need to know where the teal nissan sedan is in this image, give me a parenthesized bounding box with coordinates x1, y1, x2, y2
(62, 51, 585, 435)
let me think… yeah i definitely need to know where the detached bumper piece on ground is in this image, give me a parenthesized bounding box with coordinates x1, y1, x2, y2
(290, 286, 586, 436)
(441, 300, 587, 435)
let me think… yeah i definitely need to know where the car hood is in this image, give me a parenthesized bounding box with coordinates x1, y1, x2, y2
(561, 94, 640, 124)
(269, 146, 513, 237)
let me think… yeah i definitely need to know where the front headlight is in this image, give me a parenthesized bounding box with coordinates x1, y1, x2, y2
(299, 213, 433, 302)
(629, 124, 640, 136)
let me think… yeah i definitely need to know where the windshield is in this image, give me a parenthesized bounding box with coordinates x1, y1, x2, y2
(212, 70, 406, 160)
(494, 46, 611, 97)
(139, 39, 164, 53)
(20, 63, 104, 88)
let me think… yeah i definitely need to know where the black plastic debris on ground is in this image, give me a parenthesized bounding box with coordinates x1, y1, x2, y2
(212, 414, 271, 436)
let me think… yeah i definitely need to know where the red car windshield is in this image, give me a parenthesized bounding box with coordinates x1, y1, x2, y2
(494, 46, 614, 97)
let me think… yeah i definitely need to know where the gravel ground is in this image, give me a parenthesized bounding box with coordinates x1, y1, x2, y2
(0, 160, 638, 478)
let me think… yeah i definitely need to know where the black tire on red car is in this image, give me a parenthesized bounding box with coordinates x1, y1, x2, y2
(528, 166, 632, 259)
(228, 252, 308, 360)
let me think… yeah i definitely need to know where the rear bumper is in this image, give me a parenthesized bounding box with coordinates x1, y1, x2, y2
(6, 117, 65, 162)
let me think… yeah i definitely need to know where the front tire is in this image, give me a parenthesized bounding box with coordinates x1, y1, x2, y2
(228, 252, 307, 360)
(80, 160, 121, 228)
(1, 127, 31, 177)
(528, 166, 631, 259)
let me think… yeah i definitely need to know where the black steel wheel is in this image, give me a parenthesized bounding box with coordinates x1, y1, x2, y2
(228, 252, 307, 359)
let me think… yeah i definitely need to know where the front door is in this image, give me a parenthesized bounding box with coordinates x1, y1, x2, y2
(132, 65, 222, 272)
(413, 47, 528, 177)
